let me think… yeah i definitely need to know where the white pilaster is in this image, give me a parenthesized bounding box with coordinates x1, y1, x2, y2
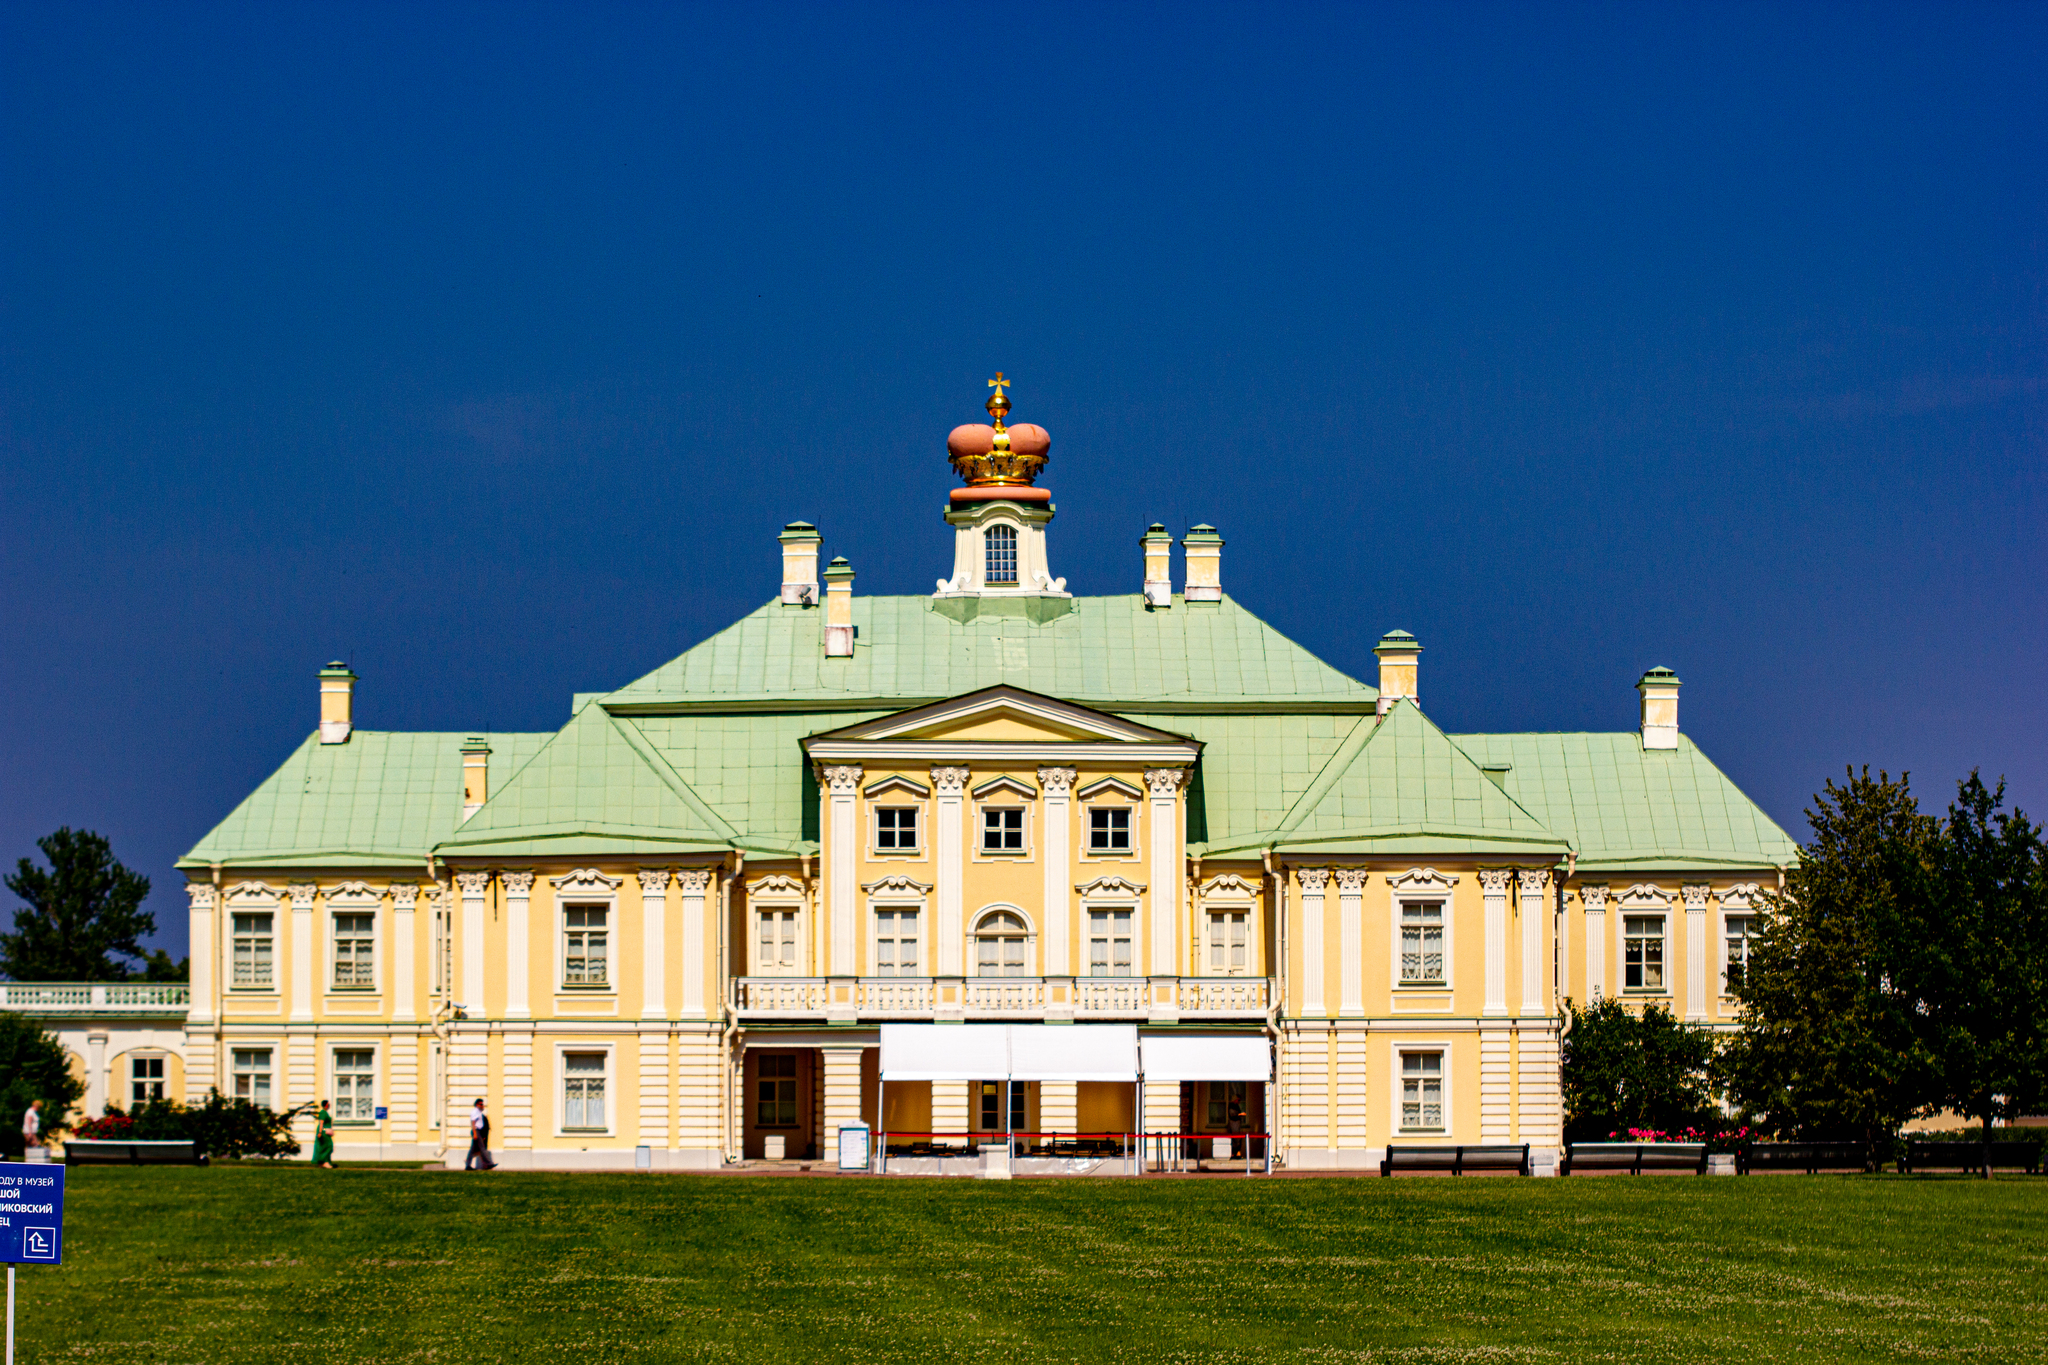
(186, 884, 216, 1026)
(1519, 869, 1549, 1017)
(1298, 868, 1328, 1017)
(86, 1030, 107, 1117)
(822, 766, 862, 976)
(639, 868, 671, 1019)
(1683, 883, 1709, 1021)
(1479, 869, 1510, 1017)
(932, 767, 969, 975)
(391, 883, 419, 1023)
(288, 882, 316, 1023)
(1582, 884, 1607, 1001)
(677, 869, 711, 1017)
(1335, 868, 1366, 1016)
(1144, 769, 1186, 977)
(1038, 767, 1075, 976)
(455, 871, 491, 1014)
(501, 872, 531, 1020)
(820, 1045, 866, 1166)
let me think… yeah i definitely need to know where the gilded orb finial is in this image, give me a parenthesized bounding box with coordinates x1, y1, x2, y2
(985, 372, 1011, 431)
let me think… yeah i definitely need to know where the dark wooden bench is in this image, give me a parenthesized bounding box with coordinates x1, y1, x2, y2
(1740, 1141, 1869, 1174)
(1381, 1144, 1530, 1177)
(1903, 1141, 2041, 1174)
(64, 1139, 207, 1166)
(1563, 1142, 1706, 1175)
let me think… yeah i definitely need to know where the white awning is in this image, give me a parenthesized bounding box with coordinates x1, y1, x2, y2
(1010, 1024, 1138, 1082)
(1140, 1034, 1272, 1082)
(879, 1024, 1010, 1081)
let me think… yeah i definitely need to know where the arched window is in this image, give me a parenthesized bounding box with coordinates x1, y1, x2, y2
(984, 524, 1018, 584)
(975, 909, 1029, 976)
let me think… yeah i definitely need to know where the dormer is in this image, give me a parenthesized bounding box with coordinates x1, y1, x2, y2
(934, 374, 1069, 601)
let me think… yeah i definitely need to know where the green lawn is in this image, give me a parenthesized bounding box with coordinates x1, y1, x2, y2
(20, 1166, 2047, 1364)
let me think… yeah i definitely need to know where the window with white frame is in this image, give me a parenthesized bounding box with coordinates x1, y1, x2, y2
(563, 1052, 607, 1130)
(1206, 909, 1248, 975)
(1624, 914, 1666, 991)
(755, 1053, 798, 1127)
(232, 912, 274, 988)
(1399, 901, 1446, 984)
(562, 904, 609, 987)
(1088, 806, 1132, 854)
(334, 1049, 375, 1121)
(232, 1048, 272, 1108)
(875, 907, 920, 976)
(1400, 1051, 1444, 1130)
(1087, 908, 1134, 977)
(981, 806, 1025, 853)
(756, 907, 800, 973)
(332, 912, 375, 988)
(131, 1056, 166, 1105)
(875, 806, 920, 852)
(984, 523, 1018, 584)
(1724, 915, 1755, 993)
(976, 1079, 1029, 1132)
(975, 911, 1028, 976)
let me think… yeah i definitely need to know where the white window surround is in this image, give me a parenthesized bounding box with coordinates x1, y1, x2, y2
(1719, 882, 1762, 997)
(865, 775, 931, 860)
(864, 875, 933, 978)
(973, 786, 1034, 860)
(1081, 800, 1140, 861)
(1614, 885, 1673, 996)
(331, 1046, 377, 1124)
(1198, 873, 1260, 977)
(971, 904, 1037, 977)
(1075, 776, 1143, 801)
(549, 868, 623, 994)
(324, 881, 384, 995)
(1390, 1040, 1453, 1136)
(553, 1045, 614, 1135)
(232, 1047, 273, 1108)
(1076, 876, 1146, 979)
(1387, 868, 1458, 990)
(224, 881, 282, 992)
(749, 874, 807, 976)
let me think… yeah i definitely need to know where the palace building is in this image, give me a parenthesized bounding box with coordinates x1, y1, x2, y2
(176, 377, 1796, 1173)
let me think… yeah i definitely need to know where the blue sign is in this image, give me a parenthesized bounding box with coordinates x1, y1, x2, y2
(0, 1164, 63, 1265)
(374, 1107, 387, 1121)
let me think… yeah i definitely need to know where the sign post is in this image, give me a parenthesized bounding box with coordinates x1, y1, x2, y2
(0, 1162, 65, 1365)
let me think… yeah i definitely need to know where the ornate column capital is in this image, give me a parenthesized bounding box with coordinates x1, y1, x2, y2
(1681, 882, 1710, 910)
(454, 870, 493, 898)
(1297, 867, 1331, 893)
(287, 882, 318, 910)
(390, 882, 420, 910)
(1518, 868, 1551, 897)
(1334, 867, 1368, 893)
(930, 765, 970, 795)
(637, 868, 673, 896)
(819, 764, 864, 796)
(186, 883, 217, 911)
(1580, 883, 1609, 912)
(1477, 868, 1513, 895)
(501, 870, 535, 897)
(1036, 766, 1077, 797)
(1143, 767, 1189, 798)
(675, 868, 713, 895)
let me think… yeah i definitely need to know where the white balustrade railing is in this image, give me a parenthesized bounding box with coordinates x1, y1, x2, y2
(0, 982, 191, 1013)
(731, 976, 1269, 1021)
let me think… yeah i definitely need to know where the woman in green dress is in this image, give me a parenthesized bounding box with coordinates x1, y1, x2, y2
(311, 1099, 335, 1169)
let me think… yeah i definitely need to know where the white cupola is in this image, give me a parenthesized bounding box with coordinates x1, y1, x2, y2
(933, 374, 1069, 601)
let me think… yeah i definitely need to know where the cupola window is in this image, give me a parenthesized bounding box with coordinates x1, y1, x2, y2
(985, 524, 1018, 584)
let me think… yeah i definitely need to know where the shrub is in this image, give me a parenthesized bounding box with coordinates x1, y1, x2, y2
(1562, 997, 1720, 1143)
(71, 1093, 304, 1159)
(0, 1011, 85, 1157)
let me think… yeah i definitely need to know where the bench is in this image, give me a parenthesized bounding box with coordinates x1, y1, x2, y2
(1381, 1144, 1530, 1177)
(64, 1139, 207, 1166)
(1903, 1141, 2041, 1175)
(1563, 1142, 1706, 1175)
(1740, 1141, 1870, 1174)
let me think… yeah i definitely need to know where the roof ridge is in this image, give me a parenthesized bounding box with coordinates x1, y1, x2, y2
(603, 711, 741, 842)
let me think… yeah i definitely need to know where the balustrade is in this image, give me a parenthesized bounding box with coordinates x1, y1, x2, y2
(731, 975, 1267, 1022)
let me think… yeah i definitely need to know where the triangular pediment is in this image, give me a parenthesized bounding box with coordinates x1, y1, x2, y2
(807, 686, 1194, 748)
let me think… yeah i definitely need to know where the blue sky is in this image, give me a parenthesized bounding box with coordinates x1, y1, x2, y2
(3, 2, 2043, 960)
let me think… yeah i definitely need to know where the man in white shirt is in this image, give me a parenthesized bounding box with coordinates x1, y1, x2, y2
(20, 1099, 42, 1154)
(465, 1098, 496, 1170)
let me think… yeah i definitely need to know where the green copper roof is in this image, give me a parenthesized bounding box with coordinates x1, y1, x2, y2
(1448, 731, 1796, 870)
(177, 731, 551, 869)
(603, 594, 1377, 712)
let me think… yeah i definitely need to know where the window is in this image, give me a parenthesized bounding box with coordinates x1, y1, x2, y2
(232, 912, 274, 988)
(1088, 806, 1132, 854)
(1206, 1080, 1248, 1129)
(1624, 915, 1666, 991)
(334, 1049, 375, 1121)
(130, 1056, 165, 1106)
(1206, 910, 1248, 975)
(981, 807, 1024, 853)
(755, 1053, 798, 1127)
(1724, 915, 1755, 993)
(232, 1049, 272, 1108)
(1088, 908, 1134, 977)
(875, 908, 920, 976)
(1400, 1052, 1444, 1130)
(977, 1079, 1029, 1133)
(757, 908, 800, 973)
(333, 912, 375, 988)
(975, 911, 1028, 977)
(563, 905, 609, 986)
(1400, 902, 1445, 984)
(876, 806, 919, 852)
(985, 523, 1018, 584)
(563, 1053, 607, 1130)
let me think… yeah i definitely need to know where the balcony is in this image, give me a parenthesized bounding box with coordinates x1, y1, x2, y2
(0, 982, 191, 1016)
(731, 975, 1271, 1024)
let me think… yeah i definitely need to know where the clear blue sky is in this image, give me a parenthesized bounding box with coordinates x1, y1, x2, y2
(3, 3, 2043, 961)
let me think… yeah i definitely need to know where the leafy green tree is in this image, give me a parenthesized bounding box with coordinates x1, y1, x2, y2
(1561, 997, 1719, 1141)
(1, 828, 172, 981)
(81, 1094, 305, 1159)
(1721, 769, 1940, 1142)
(0, 1011, 85, 1154)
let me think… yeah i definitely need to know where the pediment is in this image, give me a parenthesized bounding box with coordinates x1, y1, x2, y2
(808, 686, 1194, 749)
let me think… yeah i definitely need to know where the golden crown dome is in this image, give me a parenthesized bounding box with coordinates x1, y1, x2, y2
(947, 373, 1051, 488)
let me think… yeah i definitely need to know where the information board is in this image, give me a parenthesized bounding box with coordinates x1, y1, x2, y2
(0, 1164, 63, 1265)
(837, 1124, 871, 1172)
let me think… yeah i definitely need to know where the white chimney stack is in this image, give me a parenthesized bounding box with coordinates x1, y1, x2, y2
(318, 662, 356, 744)
(1141, 524, 1173, 607)
(823, 557, 856, 657)
(1181, 524, 1223, 604)
(1637, 667, 1681, 750)
(1374, 631, 1420, 717)
(779, 521, 820, 605)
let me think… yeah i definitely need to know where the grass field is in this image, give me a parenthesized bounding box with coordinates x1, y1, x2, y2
(20, 1166, 2047, 1364)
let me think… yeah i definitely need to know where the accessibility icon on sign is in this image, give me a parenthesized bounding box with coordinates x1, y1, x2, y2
(21, 1228, 55, 1261)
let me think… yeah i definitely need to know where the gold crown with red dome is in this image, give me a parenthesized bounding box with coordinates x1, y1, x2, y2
(946, 373, 1051, 501)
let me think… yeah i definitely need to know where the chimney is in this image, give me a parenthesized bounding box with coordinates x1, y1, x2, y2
(318, 662, 356, 744)
(779, 521, 820, 605)
(1637, 667, 1681, 750)
(1373, 631, 1420, 716)
(461, 736, 491, 821)
(823, 556, 856, 657)
(1181, 524, 1223, 604)
(1141, 524, 1174, 607)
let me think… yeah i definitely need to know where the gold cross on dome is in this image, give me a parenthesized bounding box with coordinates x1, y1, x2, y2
(987, 373, 1009, 399)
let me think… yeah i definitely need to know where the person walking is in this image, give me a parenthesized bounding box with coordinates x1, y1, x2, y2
(20, 1099, 42, 1157)
(311, 1099, 336, 1169)
(466, 1098, 496, 1170)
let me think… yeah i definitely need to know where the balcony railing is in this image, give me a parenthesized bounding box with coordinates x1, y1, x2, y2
(731, 975, 1270, 1023)
(0, 982, 192, 1014)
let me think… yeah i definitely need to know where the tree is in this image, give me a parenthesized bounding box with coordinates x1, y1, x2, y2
(0, 1012, 85, 1154)
(1561, 997, 1719, 1142)
(1, 828, 164, 981)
